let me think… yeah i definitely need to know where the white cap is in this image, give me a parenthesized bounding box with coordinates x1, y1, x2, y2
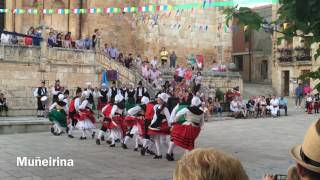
(82, 91, 89, 98)
(86, 82, 92, 86)
(191, 96, 202, 107)
(115, 94, 124, 103)
(141, 96, 150, 105)
(101, 83, 107, 88)
(58, 94, 64, 101)
(158, 93, 169, 103)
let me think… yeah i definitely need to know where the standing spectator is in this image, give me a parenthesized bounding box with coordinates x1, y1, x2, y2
(295, 83, 304, 108)
(187, 54, 196, 70)
(1, 29, 11, 44)
(279, 96, 288, 116)
(303, 83, 312, 95)
(184, 68, 193, 86)
(175, 65, 185, 82)
(160, 47, 169, 67)
(314, 93, 320, 114)
(135, 54, 142, 68)
(104, 43, 110, 56)
(92, 29, 101, 50)
(64, 32, 72, 48)
(56, 33, 63, 48)
(193, 72, 202, 93)
(150, 56, 158, 69)
(48, 32, 57, 47)
(33, 27, 42, 46)
(84, 35, 92, 50)
(170, 51, 177, 69)
(124, 53, 133, 68)
(0, 93, 8, 117)
(141, 64, 150, 80)
(150, 68, 161, 84)
(75, 39, 85, 49)
(109, 45, 118, 60)
(196, 54, 204, 71)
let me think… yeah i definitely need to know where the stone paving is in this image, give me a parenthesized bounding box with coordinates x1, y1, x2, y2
(0, 106, 318, 180)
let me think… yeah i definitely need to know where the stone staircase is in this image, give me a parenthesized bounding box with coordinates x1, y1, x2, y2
(95, 53, 157, 98)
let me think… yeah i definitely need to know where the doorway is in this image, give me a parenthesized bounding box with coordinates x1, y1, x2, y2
(282, 71, 290, 96)
(261, 60, 268, 80)
(0, 0, 4, 30)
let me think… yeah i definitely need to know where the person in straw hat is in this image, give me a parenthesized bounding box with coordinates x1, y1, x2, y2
(290, 119, 320, 180)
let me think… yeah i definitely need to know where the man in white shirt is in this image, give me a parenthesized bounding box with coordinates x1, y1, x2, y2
(176, 66, 185, 82)
(150, 56, 158, 68)
(1, 32, 11, 44)
(268, 95, 279, 117)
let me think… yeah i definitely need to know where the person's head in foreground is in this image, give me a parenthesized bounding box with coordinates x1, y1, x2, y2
(174, 148, 249, 180)
(290, 119, 320, 180)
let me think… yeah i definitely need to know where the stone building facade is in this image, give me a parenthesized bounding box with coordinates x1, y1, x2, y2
(232, 5, 272, 83)
(271, 4, 320, 96)
(2, 0, 232, 68)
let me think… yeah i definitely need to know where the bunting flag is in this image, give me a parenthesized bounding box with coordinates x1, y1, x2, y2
(0, 9, 8, 13)
(0, 0, 278, 15)
(27, 9, 38, 14)
(43, 9, 54, 14)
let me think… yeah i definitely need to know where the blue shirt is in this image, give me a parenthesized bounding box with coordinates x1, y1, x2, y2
(109, 48, 118, 58)
(295, 86, 303, 96)
(279, 98, 288, 106)
(84, 38, 92, 49)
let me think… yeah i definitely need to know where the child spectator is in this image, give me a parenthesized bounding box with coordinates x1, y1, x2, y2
(306, 94, 314, 114)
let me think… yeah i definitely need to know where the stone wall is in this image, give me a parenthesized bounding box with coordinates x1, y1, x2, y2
(4, 0, 232, 69)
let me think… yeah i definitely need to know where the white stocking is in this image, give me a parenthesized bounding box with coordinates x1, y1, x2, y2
(154, 136, 161, 156)
(81, 129, 86, 137)
(68, 124, 73, 135)
(124, 136, 131, 145)
(97, 130, 104, 139)
(160, 135, 169, 149)
(167, 141, 175, 154)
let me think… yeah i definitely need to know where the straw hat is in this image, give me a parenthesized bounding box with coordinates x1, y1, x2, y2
(290, 119, 320, 173)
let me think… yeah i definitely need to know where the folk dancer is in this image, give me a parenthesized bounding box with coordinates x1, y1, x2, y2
(51, 80, 64, 103)
(95, 83, 109, 118)
(34, 80, 48, 117)
(75, 91, 97, 140)
(108, 81, 118, 103)
(85, 82, 96, 111)
(67, 87, 82, 138)
(96, 101, 113, 145)
(167, 96, 204, 161)
(148, 93, 171, 159)
(48, 94, 68, 136)
(122, 96, 150, 150)
(136, 81, 149, 104)
(125, 83, 136, 110)
(105, 94, 126, 147)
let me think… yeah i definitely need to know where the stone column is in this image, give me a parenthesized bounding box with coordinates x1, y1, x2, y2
(14, 0, 22, 33)
(39, 28, 48, 72)
(68, 0, 81, 39)
(4, 0, 14, 31)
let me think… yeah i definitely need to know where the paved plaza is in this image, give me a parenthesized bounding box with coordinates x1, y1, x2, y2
(0, 106, 318, 180)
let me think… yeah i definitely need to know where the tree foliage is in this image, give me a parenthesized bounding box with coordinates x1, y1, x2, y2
(223, 0, 320, 92)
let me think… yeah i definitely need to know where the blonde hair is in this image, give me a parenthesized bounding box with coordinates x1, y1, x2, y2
(174, 148, 249, 180)
(288, 165, 300, 180)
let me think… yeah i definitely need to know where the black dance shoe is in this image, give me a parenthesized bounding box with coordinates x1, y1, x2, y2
(80, 136, 87, 140)
(115, 139, 121, 143)
(106, 140, 112, 145)
(68, 135, 74, 138)
(140, 147, 146, 156)
(146, 149, 156, 155)
(91, 132, 96, 139)
(109, 144, 115, 147)
(122, 143, 128, 149)
(134, 148, 138, 152)
(50, 127, 55, 135)
(101, 136, 105, 141)
(153, 155, 162, 159)
(166, 154, 174, 161)
(138, 144, 143, 148)
(96, 139, 101, 145)
(66, 127, 69, 134)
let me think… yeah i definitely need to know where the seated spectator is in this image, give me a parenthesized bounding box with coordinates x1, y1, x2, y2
(135, 54, 142, 67)
(213, 97, 223, 116)
(207, 97, 214, 114)
(267, 95, 279, 118)
(230, 97, 241, 117)
(306, 94, 314, 114)
(150, 68, 161, 84)
(1, 31, 11, 44)
(174, 148, 249, 180)
(56, 33, 63, 47)
(33, 27, 42, 46)
(247, 96, 256, 113)
(238, 97, 248, 118)
(64, 32, 72, 48)
(117, 53, 124, 64)
(75, 39, 85, 49)
(0, 93, 8, 117)
(264, 165, 300, 180)
(259, 96, 267, 117)
(279, 96, 288, 116)
(10, 33, 18, 44)
(142, 57, 149, 64)
(84, 35, 92, 50)
(150, 56, 158, 69)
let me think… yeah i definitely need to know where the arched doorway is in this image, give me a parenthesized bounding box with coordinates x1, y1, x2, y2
(0, 0, 4, 30)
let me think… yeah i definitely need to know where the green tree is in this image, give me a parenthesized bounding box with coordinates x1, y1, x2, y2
(223, 0, 320, 91)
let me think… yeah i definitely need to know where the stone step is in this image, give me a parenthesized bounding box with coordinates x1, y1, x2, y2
(0, 117, 52, 134)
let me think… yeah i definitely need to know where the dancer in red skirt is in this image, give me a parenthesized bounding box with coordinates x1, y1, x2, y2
(96, 83, 109, 117)
(75, 91, 97, 140)
(96, 101, 113, 145)
(67, 87, 82, 138)
(166, 96, 204, 161)
(107, 94, 126, 147)
(148, 93, 171, 159)
(122, 96, 150, 150)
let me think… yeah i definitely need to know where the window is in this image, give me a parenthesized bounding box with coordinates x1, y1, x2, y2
(234, 55, 243, 71)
